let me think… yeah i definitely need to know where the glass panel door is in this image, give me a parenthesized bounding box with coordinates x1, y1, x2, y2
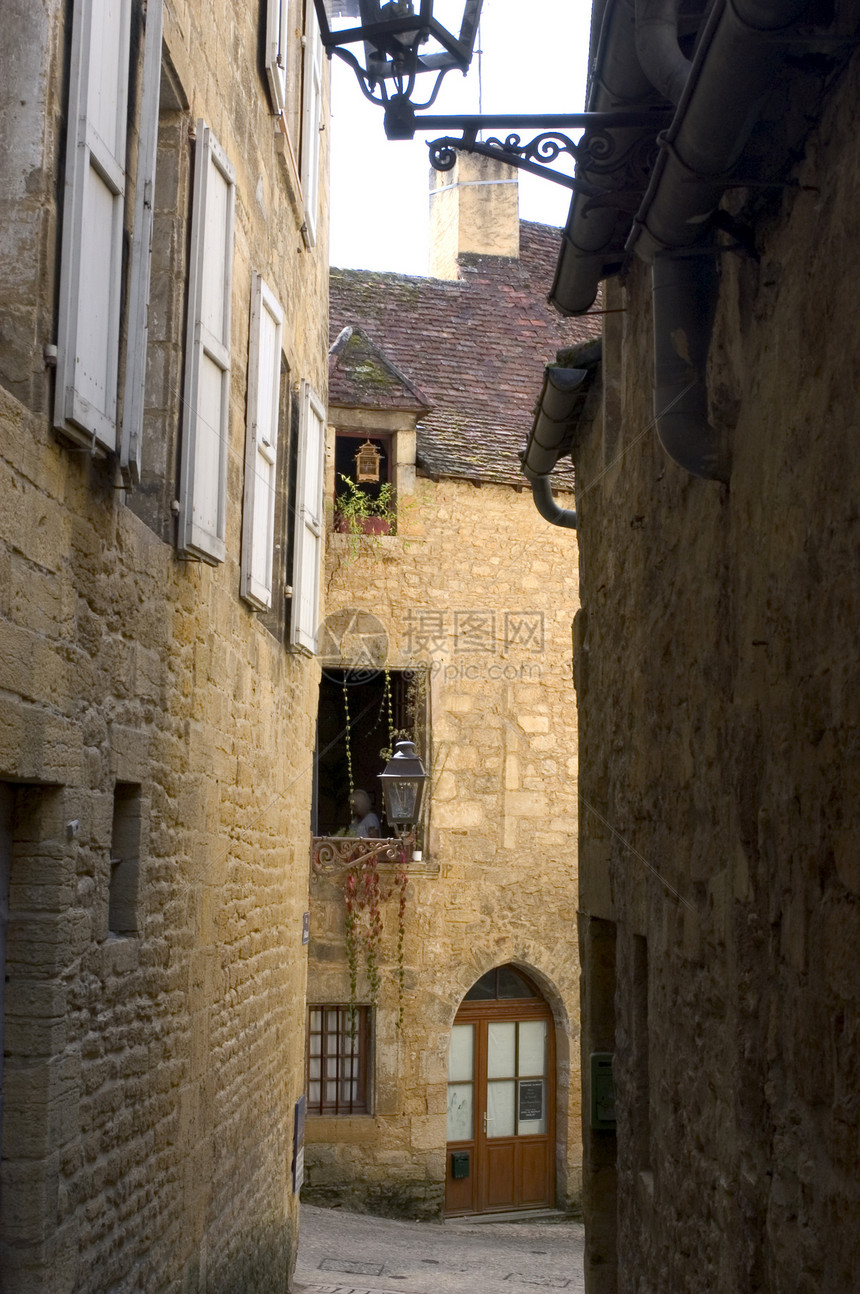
(447, 1022, 474, 1141)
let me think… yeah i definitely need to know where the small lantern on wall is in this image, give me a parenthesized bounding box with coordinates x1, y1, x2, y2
(355, 440, 382, 483)
(379, 739, 428, 833)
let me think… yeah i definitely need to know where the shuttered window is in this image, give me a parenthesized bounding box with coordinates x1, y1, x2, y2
(120, 0, 164, 484)
(55, 0, 132, 452)
(242, 277, 284, 610)
(178, 124, 236, 565)
(300, 2, 324, 247)
(266, 0, 291, 113)
(290, 381, 325, 652)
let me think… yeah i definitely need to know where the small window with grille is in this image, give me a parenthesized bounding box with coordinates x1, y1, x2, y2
(307, 1005, 371, 1115)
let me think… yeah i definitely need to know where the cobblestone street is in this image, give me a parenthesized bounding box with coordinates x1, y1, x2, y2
(293, 1205, 586, 1294)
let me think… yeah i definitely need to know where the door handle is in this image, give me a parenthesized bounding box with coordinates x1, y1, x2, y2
(483, 1110, 488, 1135)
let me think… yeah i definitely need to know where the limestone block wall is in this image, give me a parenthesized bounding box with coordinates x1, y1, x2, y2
(574, 48, 860, 1294)
(306, 471, 582, 1217)
(0, 0, 329, 1290)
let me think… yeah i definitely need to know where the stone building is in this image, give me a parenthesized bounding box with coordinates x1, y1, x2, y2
(527, 0, 860, 1290)
(0, 0, 328, 1288)
(303, 159, 599, 1219)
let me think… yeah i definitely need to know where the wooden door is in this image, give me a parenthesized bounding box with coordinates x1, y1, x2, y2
(445, 968, 555, 1216)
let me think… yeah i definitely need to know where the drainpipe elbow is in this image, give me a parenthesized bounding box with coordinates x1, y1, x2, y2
(529, 475, 578, 530)
(635, 0, 691, 105)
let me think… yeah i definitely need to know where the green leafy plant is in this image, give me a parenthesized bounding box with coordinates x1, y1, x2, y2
(334, 474, 397, 558)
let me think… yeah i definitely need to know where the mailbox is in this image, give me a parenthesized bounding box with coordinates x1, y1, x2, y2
(451, 1151, 470, 1179)
(590, 1052, 616, 1131)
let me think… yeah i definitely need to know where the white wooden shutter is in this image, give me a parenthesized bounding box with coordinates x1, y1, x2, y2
(266, 0, 290, 113)
(55, 0, 131, 452)
(290, 381, 325, 652)
(121, 0, 164, 484)
(300, 4, 324, 247)
(241, 276, 283, 610)
(179, 123, 235, 564)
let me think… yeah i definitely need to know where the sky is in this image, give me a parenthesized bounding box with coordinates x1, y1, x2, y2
(327, 1, 593, 275)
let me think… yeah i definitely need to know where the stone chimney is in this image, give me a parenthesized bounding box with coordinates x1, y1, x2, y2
(428, 152, 519, 279)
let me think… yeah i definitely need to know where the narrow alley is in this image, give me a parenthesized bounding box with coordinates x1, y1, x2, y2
(293, 1205, 585, 1294)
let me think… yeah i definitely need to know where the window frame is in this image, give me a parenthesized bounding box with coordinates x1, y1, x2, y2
(121, 0, 164, 484)
(178, 121, 236, 565)
(307, 1005, 372, 1116)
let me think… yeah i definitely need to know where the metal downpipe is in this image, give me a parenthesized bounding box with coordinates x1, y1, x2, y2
(651, 250, 729, 482)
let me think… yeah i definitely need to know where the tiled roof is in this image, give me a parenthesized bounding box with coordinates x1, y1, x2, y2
(329, 222, 600, 488)
(329, 327, 432, 414)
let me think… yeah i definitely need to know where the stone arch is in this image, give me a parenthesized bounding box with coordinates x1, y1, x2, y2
(442, 952, 576, 1213)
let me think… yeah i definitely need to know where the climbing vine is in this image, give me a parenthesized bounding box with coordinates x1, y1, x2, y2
(343, 841, 409, 1030)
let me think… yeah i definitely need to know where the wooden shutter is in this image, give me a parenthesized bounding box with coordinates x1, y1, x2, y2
(179, 123, 235, 564)
(266, 0, 290, 113)
(55, 0, 132, 452)
(301, 3, 324, 247)
(120, 0, 164, 484)
(290, 381, 325, 652)
(242, 277, 284, 610)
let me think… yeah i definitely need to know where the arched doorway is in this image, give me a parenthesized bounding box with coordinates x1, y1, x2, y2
(445, 964, 556, 1216)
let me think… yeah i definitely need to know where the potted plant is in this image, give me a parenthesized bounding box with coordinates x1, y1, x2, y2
(334, 474, 397, 555)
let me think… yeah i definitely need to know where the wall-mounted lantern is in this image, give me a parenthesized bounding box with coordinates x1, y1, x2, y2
(379, 738, 428, 833)
(313, 0, 484, 139)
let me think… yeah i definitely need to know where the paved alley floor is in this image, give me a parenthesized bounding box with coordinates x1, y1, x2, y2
(292, 1204, 585, 1294)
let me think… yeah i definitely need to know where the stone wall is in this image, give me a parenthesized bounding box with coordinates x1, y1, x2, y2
(0, 0, 328, 1289)
(305, 467, 582, 1217)
(574, 46, 860, 1294)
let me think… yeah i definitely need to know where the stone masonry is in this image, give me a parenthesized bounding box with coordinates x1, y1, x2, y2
(0, 0, 329, 1289)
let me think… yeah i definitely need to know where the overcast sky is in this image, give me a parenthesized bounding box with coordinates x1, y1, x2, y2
(326, 1, 593, 275)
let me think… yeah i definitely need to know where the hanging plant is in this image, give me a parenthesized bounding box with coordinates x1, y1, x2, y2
(343, 839, 410, 1030)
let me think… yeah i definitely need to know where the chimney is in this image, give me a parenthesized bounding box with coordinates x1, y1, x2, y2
(429, 152, 519, 280)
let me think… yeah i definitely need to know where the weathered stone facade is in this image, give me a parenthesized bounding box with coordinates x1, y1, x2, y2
(304, 169, 596, 1219)
(0, 0, 328, 1289)
(567, 5, 860, 1292)
(308, 476, 582, 1218)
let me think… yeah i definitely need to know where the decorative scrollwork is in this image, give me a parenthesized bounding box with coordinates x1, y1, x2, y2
(311, 835, 409, 879)
(428, 138, 459, 171)
(484, 131, 579, 167)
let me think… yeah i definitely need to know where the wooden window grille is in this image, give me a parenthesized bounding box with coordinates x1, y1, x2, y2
(307, 1006, 371, 1115)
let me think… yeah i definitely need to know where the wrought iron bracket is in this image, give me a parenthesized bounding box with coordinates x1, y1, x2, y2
(419, 111, 671, 191)
(311, 835, 411, 880)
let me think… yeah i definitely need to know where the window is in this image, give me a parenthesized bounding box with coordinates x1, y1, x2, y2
(178, 123, 236, 564)
(55, 0, 132, 452)
(307, 1005, 371, 1115)
(121, 0, 164, 484)
(300, 0, 324, 246)
(333, 432, 395, 534)
(290, 380, 326, 651)
(108, 783, 142, 937)
(314, 668, 427, 837)
(242, 276, 284, 609)
(124, 50, 192, 543)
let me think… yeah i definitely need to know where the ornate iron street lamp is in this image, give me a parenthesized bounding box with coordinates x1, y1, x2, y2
(313, 0, 668, 187)
(378, 739, 429, 834)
